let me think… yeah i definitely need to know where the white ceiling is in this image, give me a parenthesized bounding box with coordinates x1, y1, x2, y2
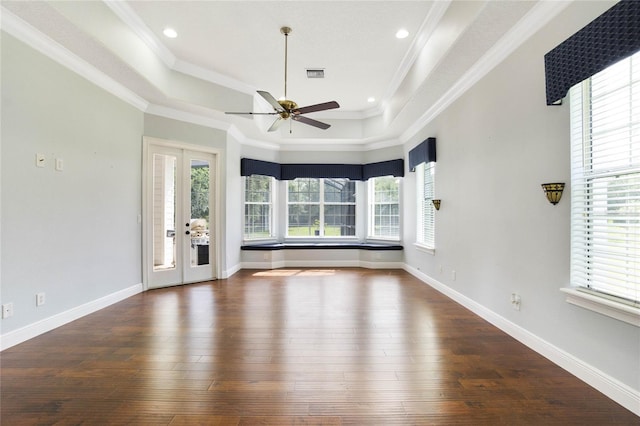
(1, 1, 568, 149)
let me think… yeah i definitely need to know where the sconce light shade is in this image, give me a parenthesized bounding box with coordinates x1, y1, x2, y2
(432, 199, 441, 210)
(541, 183, 565, 205)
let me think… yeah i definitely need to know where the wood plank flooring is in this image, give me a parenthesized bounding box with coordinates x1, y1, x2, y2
(1, 268, 637, 425)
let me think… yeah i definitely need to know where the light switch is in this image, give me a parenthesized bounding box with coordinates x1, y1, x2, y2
(55, 158, 64, 171)
(36, 153, 46, 168)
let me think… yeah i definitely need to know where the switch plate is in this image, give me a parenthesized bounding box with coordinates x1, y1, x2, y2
(36, 153, 46, 168)
(2, 303, 14, 318)
(55, 158, 64, 171)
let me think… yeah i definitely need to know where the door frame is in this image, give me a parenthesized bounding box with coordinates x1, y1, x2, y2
(142, 136, 222, 290)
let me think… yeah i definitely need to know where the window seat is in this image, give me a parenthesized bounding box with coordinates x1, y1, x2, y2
(241, 242, 403, 251)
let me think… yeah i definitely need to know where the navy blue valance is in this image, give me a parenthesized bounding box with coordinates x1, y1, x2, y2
(362, 159, 405, 180)
(544, 0, 640, 105)
(240, 158, 281, 179)
(280, 164, 363, 180)
(241, 158, 404, 180)
(408, 137, 436, 172)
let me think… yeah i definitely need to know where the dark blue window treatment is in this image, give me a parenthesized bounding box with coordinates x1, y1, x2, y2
(241, 158, 404, 180)
(362, 159, 405, 179)
(240, 158, 281, 179)
(544, 0, 640, 105)
(280, 164, 363, 180)
(408, 137, 436, 172)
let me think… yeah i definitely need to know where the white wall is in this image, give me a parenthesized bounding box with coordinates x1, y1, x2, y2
(1, 33, 144, 335)
(402, 0, 639, 396)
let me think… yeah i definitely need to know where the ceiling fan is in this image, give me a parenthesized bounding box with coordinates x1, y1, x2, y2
(226, 27, 340, 132)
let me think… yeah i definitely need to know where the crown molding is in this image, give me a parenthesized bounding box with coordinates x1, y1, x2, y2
(1, 6, 149, 112)
(381, 0, 451, 108)
(104, 0, 256, 96)
(401, 0, 572, 144)
(103, 0, 176, 68)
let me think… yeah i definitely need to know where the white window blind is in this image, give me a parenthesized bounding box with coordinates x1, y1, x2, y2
(369, 176, 400, 239)
(416, 162, 435, 248)
(569, 51, 640, 306)
(244, 175, 274, 240)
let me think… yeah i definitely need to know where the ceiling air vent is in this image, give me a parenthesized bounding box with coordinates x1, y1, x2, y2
(306, 69, 325, 79)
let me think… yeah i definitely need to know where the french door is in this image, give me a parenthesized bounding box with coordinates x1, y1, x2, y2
(145, 142, 217, 289)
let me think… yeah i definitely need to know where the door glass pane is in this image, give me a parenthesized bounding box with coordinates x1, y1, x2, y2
(152, 154, 177, 271)
(190, 159, 210, 266)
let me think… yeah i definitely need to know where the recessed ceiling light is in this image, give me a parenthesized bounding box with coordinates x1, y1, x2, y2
(163, 27, 178, 38)
(367, 97, 376, 103)
(395, 29, 409, 39)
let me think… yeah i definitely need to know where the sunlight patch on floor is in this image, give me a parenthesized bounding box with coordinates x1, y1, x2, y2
(253, 269, 336, 277)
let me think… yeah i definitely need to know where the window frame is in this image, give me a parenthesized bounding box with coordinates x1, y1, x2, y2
(286, 177, 357, 239)
(566, 52, 640, 326)
(368, 176, 401, 241)
(415, 161, 435, 252)
(243, 175, 275, 242)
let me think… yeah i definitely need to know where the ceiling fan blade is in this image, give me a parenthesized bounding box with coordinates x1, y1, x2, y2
(267, 117, 284, 132)
(292, 115, 331, 130)
(293, 101, 340, 115)
(257, 90, 285, 112)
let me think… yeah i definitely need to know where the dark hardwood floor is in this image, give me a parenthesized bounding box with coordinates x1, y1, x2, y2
(1, 268, 637, 425)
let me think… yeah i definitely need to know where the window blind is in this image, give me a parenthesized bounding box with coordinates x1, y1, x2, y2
(570, 52, 640, 306)
(416, 162, 435, 248)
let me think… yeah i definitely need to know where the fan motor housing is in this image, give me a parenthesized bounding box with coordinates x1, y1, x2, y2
(278, 99, 298, 118)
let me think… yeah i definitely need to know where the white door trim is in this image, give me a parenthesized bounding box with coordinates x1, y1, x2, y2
(142, 136, 223, 290)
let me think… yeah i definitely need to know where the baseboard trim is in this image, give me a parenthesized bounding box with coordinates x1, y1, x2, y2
(403, 264, 640, 416)
(222, 263, 242, 279)
(0, 283, 143, 351)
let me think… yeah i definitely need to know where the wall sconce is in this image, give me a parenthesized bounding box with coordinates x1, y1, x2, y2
(541, 183, 565, 205)
(432, 199, 441, 210)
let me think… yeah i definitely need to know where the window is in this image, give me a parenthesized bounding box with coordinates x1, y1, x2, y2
(369, 176, 400, 239)
(569, 51, 640, 308)
(416, 162, 435, 249)
(244, 175, 274, 240)
(287, 178, 356, 237)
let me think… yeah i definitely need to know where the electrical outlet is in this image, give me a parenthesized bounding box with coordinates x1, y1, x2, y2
(511, 293, 521, 311)
(2, 303, 14, 318)
(451, 270, 456, 281)
(36, 293, 46, 306)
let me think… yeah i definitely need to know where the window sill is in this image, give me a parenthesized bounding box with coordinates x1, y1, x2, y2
(413, 243, 435, 256)
(560, 288, 640, 327)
